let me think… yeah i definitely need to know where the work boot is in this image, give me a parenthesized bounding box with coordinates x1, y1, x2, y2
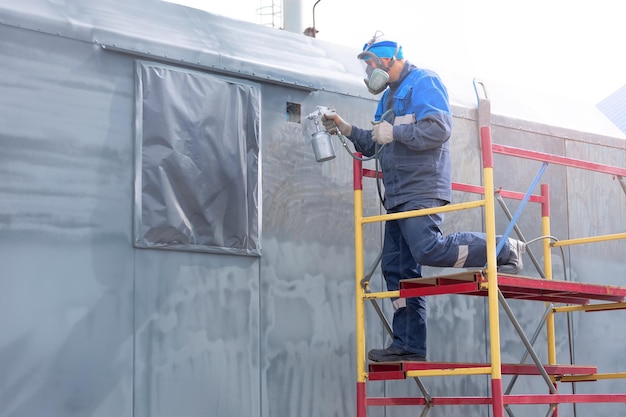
(368, 346, 427, 362)
(498, 238, 526, 274)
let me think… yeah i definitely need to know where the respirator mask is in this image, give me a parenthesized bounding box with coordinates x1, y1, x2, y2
(357, 33, 401, 95)
(358, 51, 391, 95)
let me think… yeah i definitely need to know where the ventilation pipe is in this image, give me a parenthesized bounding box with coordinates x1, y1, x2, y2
(282, 0, 303, 34)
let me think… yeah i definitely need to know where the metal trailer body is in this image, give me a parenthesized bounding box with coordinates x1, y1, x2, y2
(0, 1, 624, 417)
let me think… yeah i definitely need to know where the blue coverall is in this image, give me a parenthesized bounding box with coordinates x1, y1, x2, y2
(346, 62, 515, 357)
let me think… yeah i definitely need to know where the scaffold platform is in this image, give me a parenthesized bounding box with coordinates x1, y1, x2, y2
(400, 270, 626, 305)
(368, 362, 598, 381)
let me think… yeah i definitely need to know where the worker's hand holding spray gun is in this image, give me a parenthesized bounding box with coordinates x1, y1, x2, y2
(307, 105, 394, 162)
(320, 109, 352, 137)
(306, 106, 342, 162)
(322, 108, 393, 145)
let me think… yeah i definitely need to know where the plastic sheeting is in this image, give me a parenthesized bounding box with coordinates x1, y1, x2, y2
(134, 62, 261, 256)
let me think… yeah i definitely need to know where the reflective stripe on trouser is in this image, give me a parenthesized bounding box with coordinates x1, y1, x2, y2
(392, 298, 406, 310)
(454, 245, 469, 268)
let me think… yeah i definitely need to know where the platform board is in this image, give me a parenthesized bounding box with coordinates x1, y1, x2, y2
(368, 361, 598, 381)
(400, 270, 626, 305)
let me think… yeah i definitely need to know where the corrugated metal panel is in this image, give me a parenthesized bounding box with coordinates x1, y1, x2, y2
(1, 2, 625, 417)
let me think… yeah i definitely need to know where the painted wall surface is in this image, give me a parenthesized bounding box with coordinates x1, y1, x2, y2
(1, 2, 625, 417)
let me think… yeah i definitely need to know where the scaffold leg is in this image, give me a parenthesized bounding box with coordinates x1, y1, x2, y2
(492, 378, 504, 417)
(357, 381, 366, 417)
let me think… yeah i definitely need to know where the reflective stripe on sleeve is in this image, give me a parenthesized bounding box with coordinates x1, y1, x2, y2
(393, 113, 416, 126)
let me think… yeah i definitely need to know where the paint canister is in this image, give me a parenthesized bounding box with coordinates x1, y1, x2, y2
(311, 130, 336, 162)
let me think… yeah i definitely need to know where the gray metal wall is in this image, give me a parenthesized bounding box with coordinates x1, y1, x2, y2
(1, 2, 625, 417)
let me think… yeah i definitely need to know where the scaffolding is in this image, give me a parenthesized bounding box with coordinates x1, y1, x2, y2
(353, 82, 626, 417)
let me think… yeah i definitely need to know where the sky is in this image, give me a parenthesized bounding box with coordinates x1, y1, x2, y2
(168, 0, 625, 137)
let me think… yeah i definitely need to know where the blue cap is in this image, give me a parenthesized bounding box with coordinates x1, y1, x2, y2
(364, 40, 403, 60)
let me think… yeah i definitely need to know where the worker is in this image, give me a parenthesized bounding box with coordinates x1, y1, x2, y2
(322, 32, 526, 362)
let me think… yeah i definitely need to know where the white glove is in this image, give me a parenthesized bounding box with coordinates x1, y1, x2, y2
(322, 113, 352, 136)
(371, 120, 394, 144)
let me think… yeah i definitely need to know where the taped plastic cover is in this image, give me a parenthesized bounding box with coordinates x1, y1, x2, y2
(134, 61, 261, 256)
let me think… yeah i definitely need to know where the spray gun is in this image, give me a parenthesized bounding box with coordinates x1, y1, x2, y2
(306, 106, 337, 163)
